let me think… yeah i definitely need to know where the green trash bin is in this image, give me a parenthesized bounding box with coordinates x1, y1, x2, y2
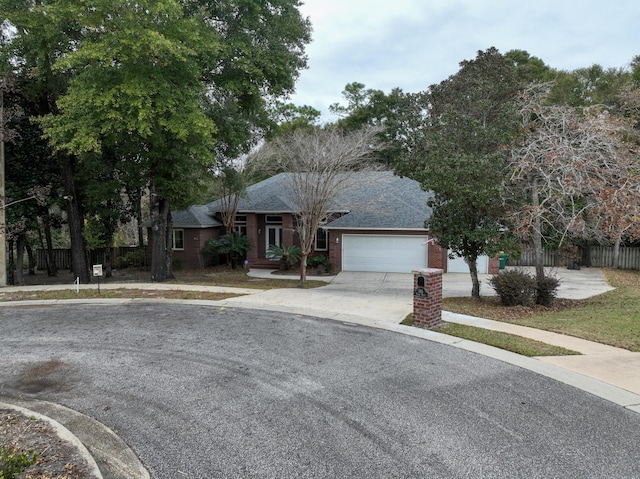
(499, 252, 508, 270)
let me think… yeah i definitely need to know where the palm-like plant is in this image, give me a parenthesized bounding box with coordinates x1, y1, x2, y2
(266, 244, 302, 270)
(203, 233, 253, 269)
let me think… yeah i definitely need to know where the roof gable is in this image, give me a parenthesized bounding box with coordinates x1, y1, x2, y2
(206, 171, 432, 230)
(326, 172, 432, 230)
(207, 173, 298, 214)
(172, 205, 221, 228)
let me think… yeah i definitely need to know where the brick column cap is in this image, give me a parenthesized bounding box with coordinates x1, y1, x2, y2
(412, 268, 444, 275)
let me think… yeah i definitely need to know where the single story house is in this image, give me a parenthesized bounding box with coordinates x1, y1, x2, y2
(170, 171, 498, 274)
(170, 204, 222, 269)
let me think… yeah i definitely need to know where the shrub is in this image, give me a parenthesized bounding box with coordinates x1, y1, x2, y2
(172, 257, 184, 271)
(536, 275, 560, 307)
(121, 250, 146, 268)
(489, 269, 537, 306)
(306, 255, 332, 272)
(0, 445, 38, 479)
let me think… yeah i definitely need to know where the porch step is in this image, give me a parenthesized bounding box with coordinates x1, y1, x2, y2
(249, 260, 279, 269)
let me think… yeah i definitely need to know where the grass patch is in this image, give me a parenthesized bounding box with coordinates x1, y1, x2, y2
(401, 314, 580, 357)
(3, 266, 326, 302)
(514, 291, 640, 352)
(171, 269, 327, 290)
(443, 268, 640, 352)
(437, 322, 580, 357)
(0, 289, 243, 302)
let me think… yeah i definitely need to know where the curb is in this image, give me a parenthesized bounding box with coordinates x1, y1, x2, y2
(0, 401, 102, 479)
(2, 297, 640, 416)
(374, 322, 640, 415)
(0, 397, 150, 479)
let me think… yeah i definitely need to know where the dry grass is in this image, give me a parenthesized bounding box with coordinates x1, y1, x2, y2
(3, 265, 326, 303)
(602, 268, 640, 288)
(0, 289, 242, 302)
(171, 267, 327, 289)
(442, 296, 582, 322)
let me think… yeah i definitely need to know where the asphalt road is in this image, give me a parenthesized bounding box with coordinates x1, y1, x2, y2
(1, 303, 639, 478)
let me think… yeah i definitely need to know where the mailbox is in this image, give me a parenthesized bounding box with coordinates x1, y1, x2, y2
(414, 275, 429, 298)
(412, 268, 443, 329)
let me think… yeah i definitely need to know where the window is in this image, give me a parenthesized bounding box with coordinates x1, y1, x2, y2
(315, 227, 328, 251)
(172, 229, 185, 250)
(267, 226, 282, 250)
(234, 215, 247, 237)
(266, 215, 282, 224)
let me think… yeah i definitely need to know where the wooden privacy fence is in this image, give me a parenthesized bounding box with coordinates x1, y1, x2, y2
(37, 246, 148, 271)
(509, 246, 640, 270)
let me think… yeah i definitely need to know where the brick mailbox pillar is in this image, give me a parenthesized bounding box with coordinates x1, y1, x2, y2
(412, 268, 443, 329)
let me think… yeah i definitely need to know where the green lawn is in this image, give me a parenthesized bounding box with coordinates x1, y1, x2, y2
(443, 269, 640, 352)
(401, 314, 580, 357)
(514, 286, 640, 351)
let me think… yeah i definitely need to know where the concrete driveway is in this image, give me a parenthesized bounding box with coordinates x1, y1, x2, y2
(225, 271, 416, 324)
(236, 267, 614, 325)
(1, 303, 639, 478)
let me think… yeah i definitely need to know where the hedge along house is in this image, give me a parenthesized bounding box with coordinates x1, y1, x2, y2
(171, 171, 499, 273)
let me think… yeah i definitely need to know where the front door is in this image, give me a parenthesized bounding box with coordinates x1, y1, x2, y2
(266, 226, 282, 252)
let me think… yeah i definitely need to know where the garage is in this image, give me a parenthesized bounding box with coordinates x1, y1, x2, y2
(342, 235, 428, 273)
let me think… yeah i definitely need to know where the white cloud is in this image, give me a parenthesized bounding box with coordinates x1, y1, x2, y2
(291, 0, 640, 121)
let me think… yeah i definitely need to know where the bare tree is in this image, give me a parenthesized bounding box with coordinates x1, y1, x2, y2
(508, 84, 638, 278)
(254, 126, 382, 283)
(217, 165, 246, 234)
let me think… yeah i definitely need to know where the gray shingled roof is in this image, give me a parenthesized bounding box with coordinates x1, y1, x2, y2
(172, 205, 221, 228)
(326, 171, 432, 230)
(207, 173, 301, 214)
(205, 171, 432, 230)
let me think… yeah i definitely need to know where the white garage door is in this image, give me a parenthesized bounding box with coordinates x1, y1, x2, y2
(447, 254, 489, 274)
(342, 235, 428, 273)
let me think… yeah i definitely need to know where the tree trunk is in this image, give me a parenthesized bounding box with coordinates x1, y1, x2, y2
(150, 191, 174, 282)
(465, 256, 480, 298)
(44, 218, 57, 276)
(133, 188, 145, 247)
(103, 227, 115, 278)
(104, 245, 113, 278)
(7, 238, 14, 286)
(300, 252, 308, 284)
(37, 221, 49, 274)
(612, 236, 622, 269)
(531, 181, 545, 282)
(581, 240, 591, 268)
(15, 234, 25, 286)
(61, 155, 90, 283)
(26, 242, 35, 275)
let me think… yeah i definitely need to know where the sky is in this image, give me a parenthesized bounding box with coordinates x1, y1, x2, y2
(289, 0, 640, 122)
